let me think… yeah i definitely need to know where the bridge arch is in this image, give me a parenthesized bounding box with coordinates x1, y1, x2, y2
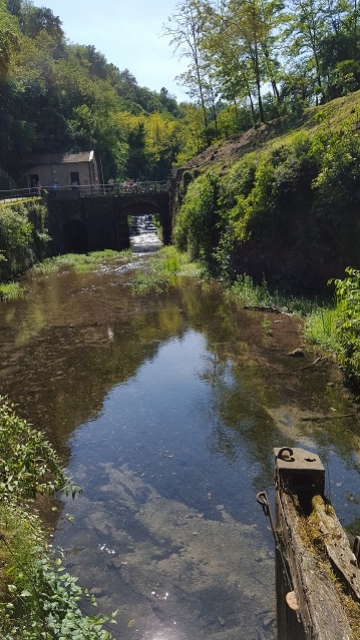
(118, 195, 171, 244)
(61, 219, 88, 253)
(46, 183, 172, 253)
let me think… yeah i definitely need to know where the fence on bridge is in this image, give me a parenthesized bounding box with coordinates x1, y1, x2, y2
(0, 181, 170, 203)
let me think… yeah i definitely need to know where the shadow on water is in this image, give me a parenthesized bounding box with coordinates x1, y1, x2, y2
(1, 253, 360, 638)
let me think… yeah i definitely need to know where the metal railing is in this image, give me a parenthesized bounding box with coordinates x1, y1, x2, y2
(0, 181, 171, 202)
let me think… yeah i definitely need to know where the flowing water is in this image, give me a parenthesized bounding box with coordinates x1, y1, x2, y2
(1, 247, 360, 640)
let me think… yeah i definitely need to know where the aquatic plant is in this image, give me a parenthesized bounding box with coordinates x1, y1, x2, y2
(32, 249, 133, 275)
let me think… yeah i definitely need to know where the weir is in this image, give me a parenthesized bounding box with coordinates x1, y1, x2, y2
(258, 447, 360, 639)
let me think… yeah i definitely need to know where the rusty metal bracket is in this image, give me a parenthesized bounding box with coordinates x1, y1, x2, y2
(256, 490, 294, 594)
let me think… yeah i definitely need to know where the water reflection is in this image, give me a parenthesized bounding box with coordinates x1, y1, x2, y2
(0, 261, 360, 638)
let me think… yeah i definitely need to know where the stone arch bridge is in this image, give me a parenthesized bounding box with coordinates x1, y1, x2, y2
(46, 181, 172, 254)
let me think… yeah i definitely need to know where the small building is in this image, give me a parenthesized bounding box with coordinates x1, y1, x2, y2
(20, 150, 100, 190)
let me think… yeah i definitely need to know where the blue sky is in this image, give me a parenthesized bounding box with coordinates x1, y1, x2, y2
(32, 0, 188, 100)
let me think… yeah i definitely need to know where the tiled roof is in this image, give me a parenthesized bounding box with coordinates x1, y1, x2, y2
(25, 151, 95, 166)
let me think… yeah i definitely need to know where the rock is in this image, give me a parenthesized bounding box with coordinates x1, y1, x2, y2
(287, 348, 304, 357)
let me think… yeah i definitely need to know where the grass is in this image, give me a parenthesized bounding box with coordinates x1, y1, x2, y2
(199, 89, 360, 179)
(0, 282, 26, 300)
(304, 306, 340, 352)
(228, 272, 342, 357)
(32, 249, 133, 275)
(229, 273, 320, 315)
(129, 247, 201, 294)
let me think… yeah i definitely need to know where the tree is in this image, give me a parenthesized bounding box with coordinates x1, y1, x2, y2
(18, 2, 64, 42)
(284, 0, 329, 103)
(163, 0, 210, 127)
(0, 0, 20, 79)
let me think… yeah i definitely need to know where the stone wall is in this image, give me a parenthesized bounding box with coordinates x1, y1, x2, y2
(46, 194, 131, 254)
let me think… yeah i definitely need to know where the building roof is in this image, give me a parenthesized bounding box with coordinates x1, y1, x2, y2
(25, 151, 95, 167)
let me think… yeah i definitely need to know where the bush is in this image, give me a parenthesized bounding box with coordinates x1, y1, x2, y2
(0, 397, 74, 501)
(0, 398, 114, 639)
(332, 268, 360, 387)
(0, 200, 50, 283)
(173, 173, 224, 272)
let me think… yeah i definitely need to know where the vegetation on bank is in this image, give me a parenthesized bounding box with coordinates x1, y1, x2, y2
(129, 246, 200, 294)
(0, 397, 115, 639)
(32, 249, 134, 275)
(224, 269, 360, 391)
(0, 199, 50, 286)
(0, 196, 134, 290)
(174, 91, 360, 295)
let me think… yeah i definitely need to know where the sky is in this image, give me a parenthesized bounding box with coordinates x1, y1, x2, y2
(32, 0, 189, 101)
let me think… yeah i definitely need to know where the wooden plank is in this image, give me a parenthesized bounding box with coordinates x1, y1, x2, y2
(276, 490, 354, 640)
(311, 496, 360, 601)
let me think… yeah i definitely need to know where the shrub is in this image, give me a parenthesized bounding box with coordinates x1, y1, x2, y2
(173, 173, 224, 272)
(332, 268, 360, 386)
(0, 397, 74, 501)
(0, 397, 114, 639)
(0, 200, 50, 283)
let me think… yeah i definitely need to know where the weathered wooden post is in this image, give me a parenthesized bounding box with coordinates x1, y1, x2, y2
(257, 447, 360, 640)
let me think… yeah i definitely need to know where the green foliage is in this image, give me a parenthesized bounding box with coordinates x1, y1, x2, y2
(129, 271, 169, 295)
(229, 272, 321, 314)
(32, 249, 133, 275)
(0, 397, 75, 500)
(0, 209, 33, 281)
(0, 281, 26, 300)
(230, 273, 273, 305)
(0, 0, 20, 79)
(305, 305, 339, 351)
(0, 504, 114, 639)
(0, 398, 113, 639)
(174, 172, 224, 272)
(218, 131, 315, 243)
(331, 268, 360, 386)
(129, 247, 199, 294)
(0, 200, 50, 283)
(312, 117, 360, 218)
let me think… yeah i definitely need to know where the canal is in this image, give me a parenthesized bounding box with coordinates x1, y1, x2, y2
(1, 243, 360, 639)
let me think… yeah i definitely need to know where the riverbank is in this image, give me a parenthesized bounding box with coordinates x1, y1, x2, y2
(173, 90, 360, 295)
(0, 397, 115, 639)
(1, 247, 360, 639)
(2, 248, 356, 640)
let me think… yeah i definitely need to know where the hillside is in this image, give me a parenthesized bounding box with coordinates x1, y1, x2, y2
(173, 90, 360, 294)
(182, 90, 360, 176)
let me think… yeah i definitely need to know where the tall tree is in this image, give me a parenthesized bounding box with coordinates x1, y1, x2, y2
(163, 0, 209, 127)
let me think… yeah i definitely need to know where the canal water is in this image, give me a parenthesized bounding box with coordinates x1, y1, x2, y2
(1, 247, 360, 640)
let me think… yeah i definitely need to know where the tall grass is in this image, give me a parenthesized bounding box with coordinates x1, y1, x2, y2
(130, 247, 201, 295)
(229, 273, 320, 315)
(304, 306, 339, 352)
(230, 273, 341, 354)
(0, 282, 26, 300)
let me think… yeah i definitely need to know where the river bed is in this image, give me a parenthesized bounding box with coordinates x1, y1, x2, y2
(1, 249, 360, 639)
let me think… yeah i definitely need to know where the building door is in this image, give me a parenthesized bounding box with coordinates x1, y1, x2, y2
(70, 172, 80, 188)
(30, 173, 39, 190)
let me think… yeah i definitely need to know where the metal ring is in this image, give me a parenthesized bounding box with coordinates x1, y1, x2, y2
(256, 491, 269, 516)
